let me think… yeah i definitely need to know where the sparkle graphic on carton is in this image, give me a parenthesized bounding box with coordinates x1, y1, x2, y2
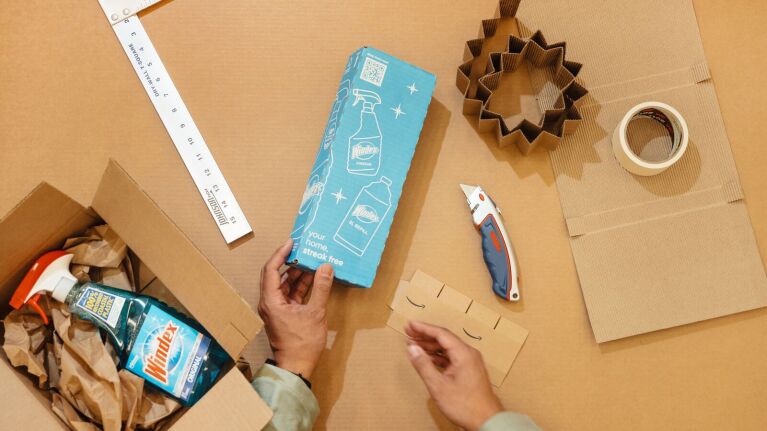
(143, 321, 181, 385)
(288, 47, 436, 287)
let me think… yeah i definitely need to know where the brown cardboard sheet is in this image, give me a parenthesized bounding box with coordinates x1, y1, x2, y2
(387, 270, 528, 386)
(515, 0, 767, 342)
(3, 1, 767, 429)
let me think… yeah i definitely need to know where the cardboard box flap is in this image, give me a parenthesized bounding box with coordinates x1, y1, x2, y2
(388, 271, 528, 386)
(0, 360, 66, 429)
(517, 0, 707, 97)
(572, 202, 767, 343)
(0, 183, 96, 309)
(171, 368, 272, 430)
(513, 0, 767, 342)
(91, 160, 261, 358)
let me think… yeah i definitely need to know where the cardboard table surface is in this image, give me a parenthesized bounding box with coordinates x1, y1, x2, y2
(1, 1, 766, 429)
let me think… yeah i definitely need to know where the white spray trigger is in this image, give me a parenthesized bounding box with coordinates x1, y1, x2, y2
(25, 254, 78, 303)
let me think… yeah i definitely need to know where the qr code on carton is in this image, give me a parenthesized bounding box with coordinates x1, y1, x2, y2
(360, 56, 387, 87)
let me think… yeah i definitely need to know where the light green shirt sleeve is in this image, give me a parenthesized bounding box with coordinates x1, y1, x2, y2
(480, 412, 541, 431)
(251, 363, 319, 431)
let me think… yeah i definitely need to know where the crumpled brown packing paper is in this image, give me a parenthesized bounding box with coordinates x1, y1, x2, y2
(52, 392, 101, 431)
(2, 305, 49, 387)
(64, 225, 135, 291)
(64, 225, 127, 269)
(2, 224, 186, 430)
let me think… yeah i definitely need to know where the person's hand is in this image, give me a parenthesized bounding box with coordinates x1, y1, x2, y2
(258, 239, 334, 379)
(405, 321, 503, 431)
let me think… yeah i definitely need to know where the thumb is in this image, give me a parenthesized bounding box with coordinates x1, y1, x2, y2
(307, 264, 334, 310)
(407, 344, 443, 392)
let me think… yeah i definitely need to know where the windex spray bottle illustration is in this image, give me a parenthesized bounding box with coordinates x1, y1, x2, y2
(334, 176, 392, 256)
(347, 89, 382, 176)
(291, 81, 351, 239)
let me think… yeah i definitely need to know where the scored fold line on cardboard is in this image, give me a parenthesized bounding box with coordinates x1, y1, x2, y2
(514, 0, 767, 342)
(387, 270, 528, 387)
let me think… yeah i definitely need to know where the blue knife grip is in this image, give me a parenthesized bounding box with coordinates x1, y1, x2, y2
(479, 215, 512, 300)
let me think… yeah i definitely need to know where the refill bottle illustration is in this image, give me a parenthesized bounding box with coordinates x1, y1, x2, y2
(334, 177, 392, 256)
(292, 81, 351, 239)
(347, 89, 383, 176)
(9, 251, 229, 407)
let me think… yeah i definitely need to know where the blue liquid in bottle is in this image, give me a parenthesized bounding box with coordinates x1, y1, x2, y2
(65, 283, 229, 406)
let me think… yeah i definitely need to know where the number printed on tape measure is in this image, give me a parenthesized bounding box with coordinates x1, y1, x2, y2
(111, 16, 252, 243)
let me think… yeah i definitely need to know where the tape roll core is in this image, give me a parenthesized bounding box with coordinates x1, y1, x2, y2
(612, 102, 689, 176)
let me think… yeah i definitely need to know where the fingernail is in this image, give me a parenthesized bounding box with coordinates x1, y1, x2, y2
(318, 264, 334, 277)
(407, 344, 422, 359)
(284, 238, 293, 247)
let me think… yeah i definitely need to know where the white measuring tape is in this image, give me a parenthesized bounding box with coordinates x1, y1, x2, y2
(97, 0, 252, 243)
(612, 101, 689, 176)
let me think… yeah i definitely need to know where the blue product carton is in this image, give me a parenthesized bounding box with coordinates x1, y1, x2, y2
(288, 47, 436, 288)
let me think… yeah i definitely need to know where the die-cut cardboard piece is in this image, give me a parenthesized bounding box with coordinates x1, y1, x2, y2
(387, 270, 528, 386)
(456, 0, 587, 154)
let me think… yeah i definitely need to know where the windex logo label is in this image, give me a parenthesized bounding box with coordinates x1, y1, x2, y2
(351, 142, 379, 160)
(300, 175, 324, 213)
(352, 205, 379, 224)
(143, 322, 180, 385)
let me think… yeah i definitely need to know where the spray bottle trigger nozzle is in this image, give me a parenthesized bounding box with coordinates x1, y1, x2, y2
(27, 294, 49, 325)
(9, 250, 73, 324)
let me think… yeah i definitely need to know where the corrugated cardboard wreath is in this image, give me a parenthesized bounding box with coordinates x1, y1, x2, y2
(456, 0, 588, 154)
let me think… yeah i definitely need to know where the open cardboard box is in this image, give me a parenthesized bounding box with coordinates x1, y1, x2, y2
(0, 161, 272, 430)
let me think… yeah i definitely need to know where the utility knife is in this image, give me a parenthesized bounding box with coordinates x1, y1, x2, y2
(460, 184, 520, 301)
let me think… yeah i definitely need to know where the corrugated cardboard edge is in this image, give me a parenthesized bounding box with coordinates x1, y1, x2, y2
(171, 368, 272, 430)
(0, 182, 97, 312)
(91, 160, 262, 358)
(456, 0, 587, 154)
(387, 270, 528, 386)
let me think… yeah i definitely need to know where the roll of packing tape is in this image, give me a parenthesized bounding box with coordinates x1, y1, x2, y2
(612, 101, 689, 176)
